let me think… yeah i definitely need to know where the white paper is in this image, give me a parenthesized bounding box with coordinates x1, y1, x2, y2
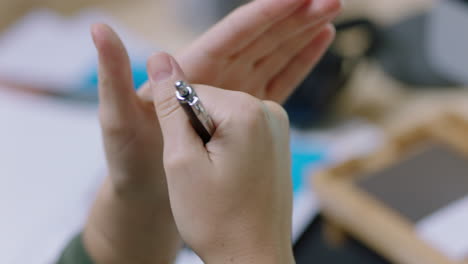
(416, 195, 468, 261)
(0, 89, 105, 264)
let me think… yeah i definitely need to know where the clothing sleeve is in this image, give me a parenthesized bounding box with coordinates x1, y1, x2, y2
(56, 233, 94, 264)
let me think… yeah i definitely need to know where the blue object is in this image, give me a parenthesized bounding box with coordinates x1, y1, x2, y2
(290, 138, 327, 193)
(82, 59, 148, 93)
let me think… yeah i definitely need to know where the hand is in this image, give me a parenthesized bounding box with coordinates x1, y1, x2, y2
(148, 52, 293, 264)
(140, 0, 341, 103)
(84, 25, 178, 264)
(84, 0, 340, 263)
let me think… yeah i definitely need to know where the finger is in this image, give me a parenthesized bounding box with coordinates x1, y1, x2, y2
(91, 23, 138, 128)
(263, 100, 290, 123)
(262, 100, 290, 141)
(147, 52, 206, 156)
(190, 0, 308, 58)
(266, 24, 335, 102)
(193, 88, 272, 158)
(136, 81, 152, 102)
(240, 0, 341, 61)
(254, 22, 330, 84)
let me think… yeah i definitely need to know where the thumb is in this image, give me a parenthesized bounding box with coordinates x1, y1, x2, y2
(147, 52, 205, 155)
(91, 24, 138, 124)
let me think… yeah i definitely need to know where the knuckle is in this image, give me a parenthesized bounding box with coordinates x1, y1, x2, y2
(155, 93, 180, 120)
(263, 100, 290, 132)
(98, 107, 133, 136)
(264, 100, 289, 123)
(236, 95, 268, 128)
(164, 151, 192, 171)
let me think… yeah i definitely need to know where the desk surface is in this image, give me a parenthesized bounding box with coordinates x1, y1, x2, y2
(2, 1, 468, 263)
(294, 215, 390, 264)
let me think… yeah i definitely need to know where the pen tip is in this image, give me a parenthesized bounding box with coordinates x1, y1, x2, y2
(175, 81, 184, 88)
(175, 80, 190, 97)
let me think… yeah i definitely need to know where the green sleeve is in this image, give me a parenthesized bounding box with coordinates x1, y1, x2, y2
(56, 233, 94, 264)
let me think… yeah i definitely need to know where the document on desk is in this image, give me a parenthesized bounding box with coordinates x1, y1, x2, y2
(0, 89, 105, 264)
(416, 195, 468, 261)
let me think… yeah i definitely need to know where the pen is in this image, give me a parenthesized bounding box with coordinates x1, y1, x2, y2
(175, 81, 215, 144)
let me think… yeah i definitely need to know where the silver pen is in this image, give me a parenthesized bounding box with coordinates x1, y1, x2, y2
(175, 81, 215, 144)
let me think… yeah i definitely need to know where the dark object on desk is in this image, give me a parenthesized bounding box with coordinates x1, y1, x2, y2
(286, 2, 468, 128)
(364, 0, 468, 87)
(374, 13, 456, 87)
(283, 50, 349, 129)
(284, 19, 377, 128)
(358, 144, 468, 222)
(294, 215, 390, 264)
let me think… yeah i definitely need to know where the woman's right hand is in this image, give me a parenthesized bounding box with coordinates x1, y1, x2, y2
(148, 52, 294, 264)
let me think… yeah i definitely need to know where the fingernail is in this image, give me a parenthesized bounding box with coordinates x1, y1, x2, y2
(149, 53, 173, 83)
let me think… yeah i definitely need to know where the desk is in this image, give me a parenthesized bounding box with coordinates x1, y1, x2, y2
(2, 1, 467, 263)
(0, 87, 104, 264)
(294, 215, 390, 264)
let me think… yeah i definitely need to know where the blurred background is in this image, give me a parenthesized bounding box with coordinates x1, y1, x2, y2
(1, 0, 468, 263)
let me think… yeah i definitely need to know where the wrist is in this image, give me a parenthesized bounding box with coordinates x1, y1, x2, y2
(197, 233, 294, 264)
(83, 178, 181, 264)
(201, 245, 295, 264)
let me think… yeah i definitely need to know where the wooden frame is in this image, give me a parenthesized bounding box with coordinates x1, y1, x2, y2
(314, 113, 468, 264)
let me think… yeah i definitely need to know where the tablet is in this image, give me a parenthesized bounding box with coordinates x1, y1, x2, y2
(314, 113, 468, 264)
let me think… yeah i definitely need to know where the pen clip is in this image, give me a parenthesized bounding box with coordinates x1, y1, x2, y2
(174, 80, 215, 144)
